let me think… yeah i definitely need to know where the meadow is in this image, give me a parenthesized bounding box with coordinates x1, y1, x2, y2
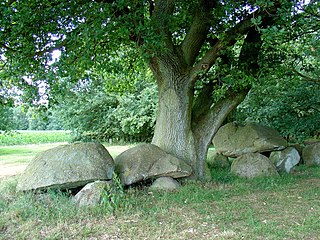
(0, 132, 319, 239)
(0, 130, 72, 146)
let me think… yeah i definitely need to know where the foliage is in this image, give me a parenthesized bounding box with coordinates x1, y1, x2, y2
(0, 104, 13, 131)
(100, 173, 127, 214)
(10, 105, 28, 130)
(234, 80, 320, 141)
(1, 0, 317, 105)
(0, 75, 16, 131)
(232, 25, 320, 141)
(54, 77, 157, 143)
(0, 104, 64, 131)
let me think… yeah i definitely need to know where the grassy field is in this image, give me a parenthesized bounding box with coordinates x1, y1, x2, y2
(0, 130, 72, 146)
(0, 140, 319, 239)
(0, 143, 131, 166)
(0, 143, 66, 165)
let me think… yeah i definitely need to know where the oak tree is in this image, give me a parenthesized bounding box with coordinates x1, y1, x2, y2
(1, 0, 318, 178)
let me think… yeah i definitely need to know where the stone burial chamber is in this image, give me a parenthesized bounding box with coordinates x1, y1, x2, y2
(16, 142, 115, 192)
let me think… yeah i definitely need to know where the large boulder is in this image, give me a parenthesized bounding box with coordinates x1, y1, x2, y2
(115, 144, 192, 186)
(302, 142, 320, 166)
(213, 122, 288, 157)
(269, 147, 300, 173)
(17, 142, 114, 191)
(231, 153, 279, 178)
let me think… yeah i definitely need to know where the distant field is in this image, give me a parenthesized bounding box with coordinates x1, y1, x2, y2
(0, 130, 72, 146)
(0, 143, 132, 179)
(0, 143, 66, 165)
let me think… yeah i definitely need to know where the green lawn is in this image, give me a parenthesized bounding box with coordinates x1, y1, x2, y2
(0, 130, 71, 146)
(0, 143, 319, 239)
(0, 143, 65, 165)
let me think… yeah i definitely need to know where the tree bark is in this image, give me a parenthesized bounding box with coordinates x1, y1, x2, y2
(150, 54, 197, 167)
(150, 53, 249, 178)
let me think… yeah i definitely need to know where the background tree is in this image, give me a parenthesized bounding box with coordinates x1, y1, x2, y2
(1, 0, 318, 178)
(53, 75, 157, 142)
(0, 104, 13, 131)
(0, 72, 16, 131)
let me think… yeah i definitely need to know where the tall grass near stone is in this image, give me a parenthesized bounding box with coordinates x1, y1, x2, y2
(1, 166, 319, 239)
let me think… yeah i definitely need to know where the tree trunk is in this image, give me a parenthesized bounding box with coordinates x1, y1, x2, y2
(191, 89, 249, 178)
(151, 55, 197, 167)
(151, 75, 198, 168)
(150, 55, 248, 179)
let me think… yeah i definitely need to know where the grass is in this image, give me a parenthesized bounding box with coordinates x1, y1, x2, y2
(0, 130, 72, 146)
(0, 167, 319, 239)
(0, 142, 319, 239)
(0, 143, 66, 165)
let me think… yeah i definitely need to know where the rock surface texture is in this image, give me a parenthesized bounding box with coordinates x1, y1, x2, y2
(17, 142, 114, 191)
(213, 122, 287, 157)
(231, 153, 279, 178)
(149, 177, 181, 191)
(302, 142, 320, 166)
(270, 147, 300, 173)
(115, 144, 192, 186)
(73, 180, 111, 207)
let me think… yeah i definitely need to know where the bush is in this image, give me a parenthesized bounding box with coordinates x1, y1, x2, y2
(54, 79, 157, 143)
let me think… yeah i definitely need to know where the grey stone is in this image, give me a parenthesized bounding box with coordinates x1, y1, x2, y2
(302, 142, 320, 166)
(115, 144, 192, 186)
(149, 177, 181, 191)
(290, 144, 304, 156)
(73, 181, 111, 207)
(270, 147, 300, 173)
(213, 122, 288, 157)
(17, 142, 114, 191)
(231, 153, 279, 178)
(207, 150, 230, 169)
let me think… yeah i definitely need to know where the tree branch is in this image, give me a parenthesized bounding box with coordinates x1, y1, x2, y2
(190, 3, 280, 83)
(290, 67, 320, 83)
(310, 106, 320, 113)
(192, 88, 249, 148)
(181, 0, 217, 66)
(191, 16, 253, 80)
(0, 43, 18, 53)
(34, 39, 67, 57)
(192, 80, 215, 122)
(152, 0, 175, 46)
(238, 26, 263, 75)
(5, 0, 16, 6)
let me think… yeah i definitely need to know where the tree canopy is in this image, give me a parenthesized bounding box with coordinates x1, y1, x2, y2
(1, 0, 319, 178)
(1, 1, 317, 77)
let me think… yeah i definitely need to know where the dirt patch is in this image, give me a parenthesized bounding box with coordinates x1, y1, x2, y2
(105, 145, 131, 154)
(0, 163, 28, 179)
